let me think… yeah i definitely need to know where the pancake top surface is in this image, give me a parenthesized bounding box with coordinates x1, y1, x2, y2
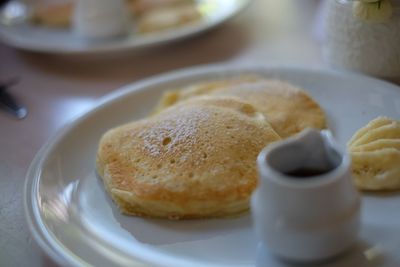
(97, 96, 281, 204)
(154, 77, 327, 138)
(213, 80, 326, 138)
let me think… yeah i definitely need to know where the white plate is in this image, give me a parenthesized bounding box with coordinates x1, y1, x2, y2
(25, 65, 400, 267)
(0, 0, 249, 54)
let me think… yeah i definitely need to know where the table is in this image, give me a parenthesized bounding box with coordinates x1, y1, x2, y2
(0, 1, 324, 266)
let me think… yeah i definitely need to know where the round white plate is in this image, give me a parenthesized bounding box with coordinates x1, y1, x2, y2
(25, 65, 400, 267)
(0, 0, 250, 54)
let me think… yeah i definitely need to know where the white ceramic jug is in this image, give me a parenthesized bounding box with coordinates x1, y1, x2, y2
(252, 129, 361, 262)
(73, 0, 129, 39)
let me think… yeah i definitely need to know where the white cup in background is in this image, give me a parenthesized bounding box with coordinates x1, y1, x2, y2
(73, 0, 130, 39)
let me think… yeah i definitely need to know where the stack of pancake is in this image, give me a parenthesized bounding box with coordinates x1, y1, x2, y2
(96, 76, 327, 219)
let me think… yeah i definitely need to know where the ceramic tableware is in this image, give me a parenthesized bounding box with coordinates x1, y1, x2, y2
(252, 129, 361, 262)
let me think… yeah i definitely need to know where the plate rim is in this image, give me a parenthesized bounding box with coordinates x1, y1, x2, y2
(0, 0, 252, 54)
(24, 63, 400, 267)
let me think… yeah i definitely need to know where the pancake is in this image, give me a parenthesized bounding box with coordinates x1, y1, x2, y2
(348, 117, 400, 191)
(154, 77, 327, 138)
(97, 96, 281, 219)
(152, 75, 260, 114)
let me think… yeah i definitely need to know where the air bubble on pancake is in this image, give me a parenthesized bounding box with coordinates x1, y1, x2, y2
(140, 109, 210, 157)
(238, 103, 256, 116)
(162, 137, 171, 146)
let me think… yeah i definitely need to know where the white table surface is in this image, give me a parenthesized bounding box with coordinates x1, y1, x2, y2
(0, 1, 330, 266)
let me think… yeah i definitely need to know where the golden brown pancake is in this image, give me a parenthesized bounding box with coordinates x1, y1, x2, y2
(152, 75, 260, 114)
(154, 77, 327, 138)
(348, 117, 400, 191)
(97, 96, 281, 219)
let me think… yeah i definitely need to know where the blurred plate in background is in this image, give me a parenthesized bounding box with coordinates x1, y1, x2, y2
(0, 0, 250, 54)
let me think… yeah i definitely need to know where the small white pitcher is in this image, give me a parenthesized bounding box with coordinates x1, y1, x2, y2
(251, 129, 361, 262)
(73, 0, 129, 39)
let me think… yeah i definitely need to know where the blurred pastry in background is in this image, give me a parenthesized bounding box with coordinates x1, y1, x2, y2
(348, 116, 400, 191)
(30, 0, 201, 34)
(31, 2, 72, 27)
(136, 3, 201, 33)
(126, 0, 196, 16)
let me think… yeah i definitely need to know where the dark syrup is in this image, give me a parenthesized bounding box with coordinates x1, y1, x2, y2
(285, 168, 328, 178)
